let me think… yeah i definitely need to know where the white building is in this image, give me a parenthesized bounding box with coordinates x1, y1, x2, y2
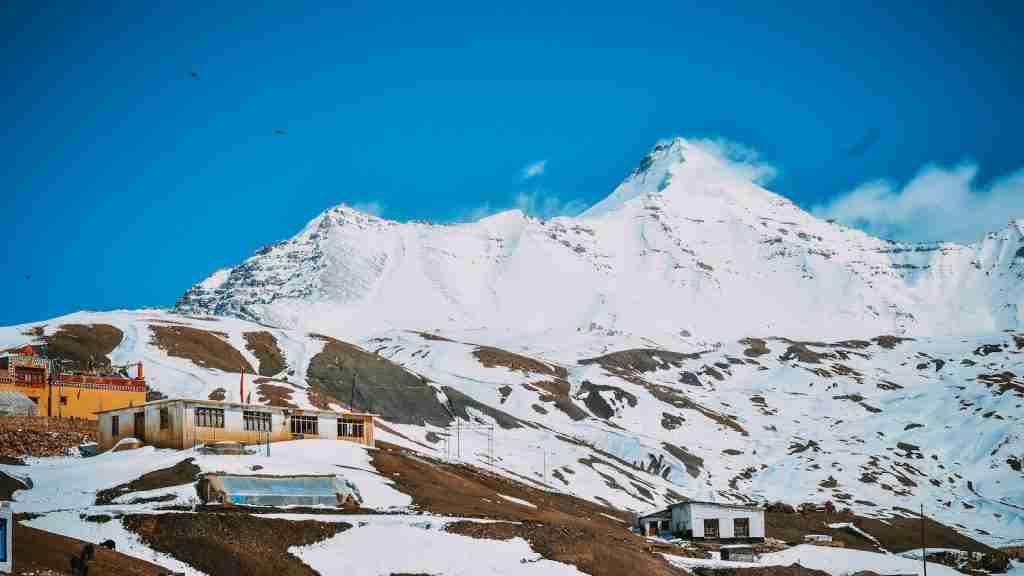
(667, 501, 765, 542)
(95, 398, 375, 452)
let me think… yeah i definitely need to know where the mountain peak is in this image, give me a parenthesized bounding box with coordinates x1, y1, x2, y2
(581, 137, 782, 219)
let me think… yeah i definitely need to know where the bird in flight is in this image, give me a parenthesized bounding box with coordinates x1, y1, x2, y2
(190, 70, 199, 79)
(24, 275, 30, 280)
(274, 129, 287, 135)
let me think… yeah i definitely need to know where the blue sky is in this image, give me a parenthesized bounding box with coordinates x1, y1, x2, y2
(2, 1, 1022, 326)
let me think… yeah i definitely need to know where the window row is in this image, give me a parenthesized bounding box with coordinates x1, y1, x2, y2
(110, 409, 365, 438)
(702, 518, 749, 538)
(338, 418, 365, 438)
(244, 410, 272, 432)
(291, 415, 318, 435)
(195, 407, 224, 428)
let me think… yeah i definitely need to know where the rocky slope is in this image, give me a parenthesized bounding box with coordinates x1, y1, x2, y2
(1, 311, 1021, 547)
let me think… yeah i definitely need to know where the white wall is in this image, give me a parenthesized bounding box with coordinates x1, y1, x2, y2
(225, 406, 244, 432)
(318, 414, 338, 439)
(671, 505, 691, 533)
(684, 503, 764, 539)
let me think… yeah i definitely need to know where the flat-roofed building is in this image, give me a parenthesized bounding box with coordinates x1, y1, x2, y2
(669, 501, 765, 542)
(95, 398, 375, 451)
(637, 500, 765, 543)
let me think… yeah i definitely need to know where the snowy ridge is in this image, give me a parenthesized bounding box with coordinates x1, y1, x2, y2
(177, 137, 1024, 342)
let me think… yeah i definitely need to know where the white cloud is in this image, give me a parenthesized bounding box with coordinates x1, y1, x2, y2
(514, 190, 586, 219)
(352, 201, 384, 216)
(452, 189, 585, 223)
(521, 160, 547, 180)
(466, 203, 493, 222)
(813, 163, 1024, 243)
(688, 138, 779, 185)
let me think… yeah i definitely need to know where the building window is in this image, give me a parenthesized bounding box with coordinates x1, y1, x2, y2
(338, 418, 365, 438)
(244, 410, 272, 432)
(195, 407, 225, 428)
(60, 396, 68, 405)
(290, 415, 318, 435)
(112, 415, 119, 436)
(734, 518, 750, 538)
(160, 408, 170, 430)
(703, 518, 720, 538)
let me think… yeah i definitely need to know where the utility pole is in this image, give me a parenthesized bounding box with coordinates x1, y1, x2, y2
(921, 503, 927, 576)
(349, 372, 357, 411)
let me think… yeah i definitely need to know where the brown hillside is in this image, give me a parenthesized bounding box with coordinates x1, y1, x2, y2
(150, 325, 254, 374)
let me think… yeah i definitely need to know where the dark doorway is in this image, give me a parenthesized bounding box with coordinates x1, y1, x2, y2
(134, 411, 146, 442)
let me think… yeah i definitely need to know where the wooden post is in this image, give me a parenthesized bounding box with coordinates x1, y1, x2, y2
(921, 503, 927, 576)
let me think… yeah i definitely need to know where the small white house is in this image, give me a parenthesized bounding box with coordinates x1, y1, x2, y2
(668, 501, 765, 542)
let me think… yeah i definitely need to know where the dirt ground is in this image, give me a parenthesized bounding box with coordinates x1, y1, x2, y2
(38, 324, 124, 373)
(243, 331, 287, 376)
(687, 567, 831, 576)
(149, 325, 254, 374)
(371, 442, 685, 576)
(0, 417, 97, 459)
(123, 513, 349, 576)
(0, 470, 28, 500)
(472, 345, 567, 378)
(765, 510, 996, 554)
(13, 521, 167, 575)
(95, 458, 199, 505)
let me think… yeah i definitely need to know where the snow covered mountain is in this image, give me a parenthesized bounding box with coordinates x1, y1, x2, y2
(177, 137, 1024, 346)
(4, 137, 1022, 549)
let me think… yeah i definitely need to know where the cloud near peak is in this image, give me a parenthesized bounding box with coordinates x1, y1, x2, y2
(813, 162, 1024, 243)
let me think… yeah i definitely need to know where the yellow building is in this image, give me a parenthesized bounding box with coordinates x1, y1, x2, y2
(0, 346, 146, 420)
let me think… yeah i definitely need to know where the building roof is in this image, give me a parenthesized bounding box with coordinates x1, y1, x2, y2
(94, 397, 377, 418)
(637, 509, 672, 521)
(669, 500, 763, 511)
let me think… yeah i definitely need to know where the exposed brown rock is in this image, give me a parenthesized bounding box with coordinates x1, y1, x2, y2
(254, 379, 297, 408)
(96, 458, 199, 505)
(739, 338, 770, 357)
(370, 443, 680, 576)
(0, 416, 97, 459)
(40, 323, 124, 372)
(243, 331, 287, 376)
(150, 325, 254, 373)
(307, 335, 450, 425)
(124, 513, 348, 576)
(580, 348, 700, 373)
(473, 346, 567, 378)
